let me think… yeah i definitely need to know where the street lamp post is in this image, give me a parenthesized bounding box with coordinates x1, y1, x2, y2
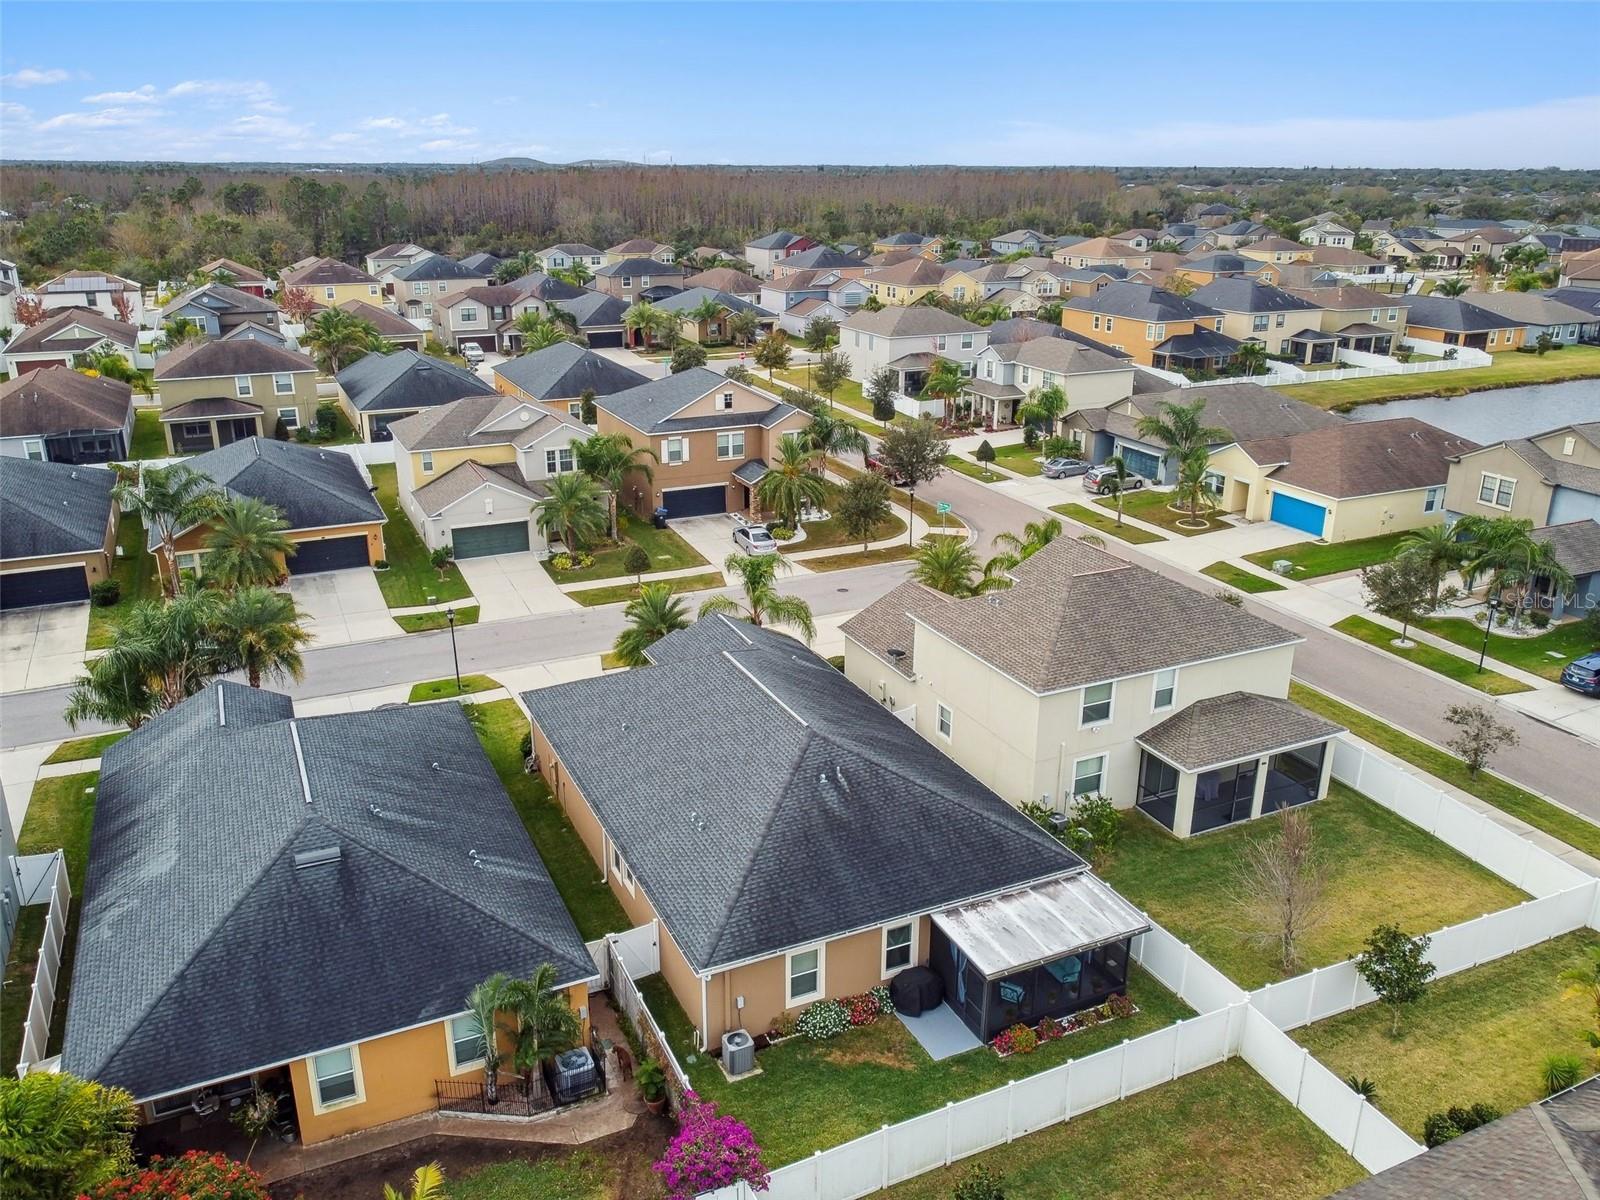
(445, 606, 462, 694)
(1477, 596, 1501, 672)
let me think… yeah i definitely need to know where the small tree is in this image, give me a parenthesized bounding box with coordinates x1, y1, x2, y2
(0, 1072, 136, 1200)
(753, 329, 791, 381)
(669, 341, 708, 373)
(868, 366, 898, 426)
(1359, 552, 1435, 645)
(836, 471, 892, 551)
(952, 1163, 1008, 1200)
(1235, 808, 1326, 976)
(625, 542, 651, 586)
(279, 286, 317, 323)
(1355, 924, 1436, 1035)
(974, 439, 996, 478)
(13, 294, 47, 328)
(1442, 703, 1519, 778)
(802, 315, 838, 352)
(430, 544, 455, 580)
(83, 1151, 267, 1200)
(813, 350, 851, 411)
(579, 388, 597, 424)
(876, 419, 949, 534)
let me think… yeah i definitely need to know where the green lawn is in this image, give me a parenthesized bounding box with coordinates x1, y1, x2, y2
(878, 1059, 1364, 1200)
(394, 605, 481, 635)
(826, 458, 967, 532)
(1275, 344, 1600, 410)
(1095, 489, 1224, 536)
(1333, 615, 1531, 695)
(1201, 561, 1287, 593)
(1051, 503, 1166, 544)
(1289, 682, 1600, 861)
(771, 366, 869, 417)
(0, 771, 99, 1072)
(471, 700, 629, 941)
(1414, 614, 1599, 682)
(567, 570, 726, 608)
(944, 454, 1000, 482)
(86, 517, 162, 651)
(129, 408, 169, 459)
(406, 673, 499, 702)
(800, 532, 962, 572)
(452, 1151, 612, 1200)
(789, 480, 905, 550)
(43, 731, 126, 765)
(540, 512, 707, 584)
(368, 464, 473, 607)
(1295, 931, 1600, 1138)
(991, 441, 1043, 476)
(1244, 532, 1411, 580)
(642, 965, 1194, 1168)
(1099, 783, 1526, 990)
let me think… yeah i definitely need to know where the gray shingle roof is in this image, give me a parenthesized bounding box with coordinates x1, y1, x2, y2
(653, 287, 768, 317)
(1134, 384, 1343, 443)
(523, 618, 1086, 972)
(1239, 418, 1477, 499)
(336, 349, 496, 413)
(840, 307, 982, 338)
(776, 247, 861, 272)
(0, 366, 133, 438)
(538, 243, 603, 258)
(388, 393, 586, 453)
(61, 685, 596, 1101)
(458, 252, 503, 275)
(551, 291, 629, 329)
(1539, 519, 1600, 577)
(1066, 282, 1222, 322)
(414, 459, 543, 515)
(337, 299, 425, 338)
(281, 257, 378, 286)
(594, 367, 800, 435)
(988, 338, 1132, 376)
(491, 342, 648, 400)
(161, 282, 279, 319)
(1136, 692, 1343, 771)
(746, 231, 803, 250)
(0, 456, 116, 560)
(1191, 277, 1321, 314)
(154, 338, 315, 380)
(592, 257, 684, 279)
(1404, 295, 1520, 333)
(1155, 327, 1244, 357)
(683, 267, 763, 295)
(1487, 427, 1600, 496)
(390, 256, 486, 282)
(503, 272, 588, 302)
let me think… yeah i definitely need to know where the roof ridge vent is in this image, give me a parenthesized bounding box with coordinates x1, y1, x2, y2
(293, 845, 341, 870)
(289, 721, 313, 805)
(217, 684, 227, 727)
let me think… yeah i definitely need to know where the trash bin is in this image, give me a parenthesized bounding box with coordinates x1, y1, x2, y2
(653, 506, 669, 529)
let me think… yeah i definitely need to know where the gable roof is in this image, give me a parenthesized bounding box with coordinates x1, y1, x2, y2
(336, 348, 496, 413)
(40, 269, 139, 294)
(1237, 417, 1477, 498)
(413, 459, 543, 515)
(653, 286, 768, 316)
(551, 291, 629, 329)
(1191, 277, 1322, 314)
(593, 257, 684, 279)
(1067, 282, 1221, 322)
(154, 337, 316, 380)
(746, 230, 805, 250)
(387, 393, 587, 453)
(1404, 295, 1521, 332)
(458, 252, 503, 275)
(841, 306, 982, 337)
(608, 238, 670, 255)
(594, 367, 800, 435)
(0, 456, 117, 560)
(161, 282, 280, 319)
(0, 366, 133, 438)
(198, 258, 268, 283)
(5, 307, 137, 355)
(538, 242, 603, 258)
(337, 299, 424, 337)
(986, 337, 1133, 377)
(778, 246, 862, 272)
(683, 266, 763, 295)
(866, 257, 947, 287)
(61, 685, 596, 1102)
(523, 618, 1086, 972)
(281, 257, 379, 287)
(390, 256, 486, 282)
(492, 341, 649, 400)
(1474, 425, 1600, 496)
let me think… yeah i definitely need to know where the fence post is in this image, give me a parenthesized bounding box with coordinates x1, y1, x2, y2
(1305, 967, 1318, 1028)
(1349, 1097, 1365, 1153)
(1179, 943, 1190, 999)
(1171, 1016, 1183, 1079)
(944, 1100, 955, 1165)
(1061, 1058, 1073, 1122)
(1293, 1047, 1310, 1108)
(880, 1123, 890, 1188)
(1118, 1039, 1130, 1099)
(1006, 1080, 1016, 1141)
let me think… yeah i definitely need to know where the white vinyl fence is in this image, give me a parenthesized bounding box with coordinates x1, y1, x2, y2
(605, 923, 692, 1096)
(13, 851, 71, 1077)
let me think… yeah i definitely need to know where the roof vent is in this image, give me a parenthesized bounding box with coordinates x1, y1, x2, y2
(294, 846, 341, 870)
(987, 594, 1003, 607)
(886, 647, 907, 663)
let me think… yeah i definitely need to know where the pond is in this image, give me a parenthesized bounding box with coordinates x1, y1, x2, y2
(1345, 378, 1600, 442)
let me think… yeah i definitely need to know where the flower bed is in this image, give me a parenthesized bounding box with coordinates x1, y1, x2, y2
(990, 994, 1139, 1057)
(778, 986, 895, 1044)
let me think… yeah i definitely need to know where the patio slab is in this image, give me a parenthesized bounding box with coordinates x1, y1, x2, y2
(895, 1003, 983, 1062)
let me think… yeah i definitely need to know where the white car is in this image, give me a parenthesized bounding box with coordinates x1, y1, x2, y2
(460, 343, 485, 364)
(733, 525, 778, 556)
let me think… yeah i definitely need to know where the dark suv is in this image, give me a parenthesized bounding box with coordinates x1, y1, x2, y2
(1560, 652, 1600, 697)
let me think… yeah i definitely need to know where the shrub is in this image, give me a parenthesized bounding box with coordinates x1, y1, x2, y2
(953, 1163, 1007, 1200)
(1023, 424, 1039, 449)
(84, 1151, 266, 1200)
(635, 1060, 667, 1103)
(1065, 791, 1119, 858)
(1345, 1075, 1378, 1100)
(794, 999, 851, 1040)
(1422, 1102, 1502, 1148)
(1075, 1004, 1103, 1028)
(1528, 609, 1551, 629)
(550, 554, 574, 571)
(372, 558, 389, 570)
(518, 730, 533, 759)
(577, 552, 596, 568)
(1037, 1016, 1066, 1042)
(1105, 993, 1136, 1020)
(868, 984, 893, 1014)
(769, 526, 795, 540)
(90, 579, 121, 607)
(1542, 1053, 1585, 1096)
(842, 993, 879, 1026)
(991, 1023, 1037, 1056)
(767, 1009, 797, 1039)
(653, 1092, 770, 1200)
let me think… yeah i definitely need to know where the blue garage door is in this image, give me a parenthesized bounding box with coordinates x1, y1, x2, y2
(1270, 491, 1327, 537)
(663, 485, 727, 519)
(1117, 445, 1162, 480)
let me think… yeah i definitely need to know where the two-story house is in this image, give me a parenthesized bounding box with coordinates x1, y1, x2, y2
(839, 307, 988, 395)
(1051, 239, 1154, 270)
(595, 367, 809, 521)
(1170, 253, 1282, 288)
(160, 283, 281, 339)
(843, 538, 1343, 840)
(1189, 278, 1330, 363)
(196, 258, 272, 297)
(962, 337, 1136, 427)
(743, 231, 818, 279)
(1443, 421, 1600, 530)
(862, 257, 948, 307)
(1298, 221, 1356, 248)
(364, 243, 435, 276)
(335, 348, 497, 442)
(758, 270, 869, 323)
(1238, 237, 1315, 265)
(590, 257, 687, 302)
(281, 257, 384, 309)
(536, 243, 605, 273)
(770, 246, 868, 280)
(1060, 282, 1241, 372)
(35, 270, 145, 325)
(1403, 296, 1526, 352)
(153, 339, 320, 453)
(491, 341, 649, 421)
(385, 257, 493, 323)
(434, 285, 525, 353)
(990, 229, 1053, 255)
(605, 238, 675, 265)
(1281, 285, 1408, 356)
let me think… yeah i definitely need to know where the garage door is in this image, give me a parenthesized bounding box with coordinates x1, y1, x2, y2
(663, 485, 727, 519)
(14, 358, 69, 374)
(452, 521, 531, 559)
(1115, 444, 1163, 480)
(288, 535, 371, 575)
(1270, 491, 1327, 537)
(586, 330, 624, 348)
(1, 565, 89, 610)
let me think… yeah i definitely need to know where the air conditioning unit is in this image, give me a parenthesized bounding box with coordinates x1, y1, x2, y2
(549, 1047, 600, 1102)
(721, 1029, 755, 1077)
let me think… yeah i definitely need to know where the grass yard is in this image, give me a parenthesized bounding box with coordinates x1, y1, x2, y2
(991, 441, 1043, 476)
(129, 408, 169, 459)
(1295, 930, 1600, 1138)
(771, 366, 869, 416)
(406, 673, 499, 703)
(599, 650, 629, 670)
(878, 1059, 1363, 1200)
(567, 570, 726, 608)
(1288, 682, 1600, 861)
(1099, 782, 1526, 990)
(0, 771, 99, 1071)
(540, 512, 707, 584)
(1275, 344, 1600, 410)
(394, 606, 481, 634)
(1334, 615, 1531, 695)
(1050, 503, 1165, 544)
(368, 465, 473, 607)
(43, 731, 127, 765)
(789, 480, 905, 551)
(86, 517, 162, 651)
(641, 966, 1194, 1169)
(826, 458, 966, 532)
(1415, 614, 1599, 682)
(1201, 561, 1287, 593)
(1095, 489, 1224, 537)
(1243, 532, 1411, 580)
(800, 532, 963, 572)
(451, 1152, 612, 1200)
(944, 454, 1000, 482)
(470, 700, 629, 941)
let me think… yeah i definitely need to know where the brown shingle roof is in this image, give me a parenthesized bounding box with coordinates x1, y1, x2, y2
(3, 307, 137, 355)
(866, 257, 947, 287)
(337, 299, 423, 338)
(683, 267, 762, 295)
(154, 338, 316, 380)
(280, 257, 378, 286)
(0, 366, 133, 436)
(1239, 418, 1477, 499)
(1137, 692, 1343, 771)
(1538, 519, 1600, 577)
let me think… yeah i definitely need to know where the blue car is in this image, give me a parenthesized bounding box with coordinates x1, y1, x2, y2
(1560, 652, 1600, 697)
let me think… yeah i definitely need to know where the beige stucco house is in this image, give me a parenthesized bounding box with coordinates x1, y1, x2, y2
(962, 337, 1136, 427)
(1442, 422, 1600, 529)
(153, 339, 320, 453)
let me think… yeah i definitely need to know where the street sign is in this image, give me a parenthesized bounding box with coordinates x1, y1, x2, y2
(936, 501, 951, 514)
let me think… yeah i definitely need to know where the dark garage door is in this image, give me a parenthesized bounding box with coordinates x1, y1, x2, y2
(288, 535, 371, 575)
(663, 485, 727, 519)
(1, 565, 89, 610)
(452, 521, 531, 559)
(586, 329, 625, 348)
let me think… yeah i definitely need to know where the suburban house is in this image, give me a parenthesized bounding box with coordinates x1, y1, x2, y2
(536, 243, 605, 272)
(871, 232, 939, 256)
(1189, 278, 1331, 363)
(991, 229, 1053, 255)
(1281, 285, 1408, 355)
(1559, 248, 1600, 288)
(550, 292, 630, 349)
(153, 339, 320, 453)
(682, 266, 763, 300)
(590, 258, 687, 302)
(743, 231, 819, 279)
(1455, 291, 1598, 347)
(217, 322, 292, 350)
(196, 258, 271, 297)
(771, 247, 869, 279)
(864, 256, 950, 307)
(61, 684, 596, 1146)
(434, 286, 526, 353)
(0, 455, 119, 610)
(34, 269, 145, 324)
(1441, 226, 1521, 261)
(1534, 519, 1600, 616)
(758, 270, 869, 321)
(335, 348, 498, 442)
(605, 238, 675, 265)
(281, 257, 384, 308)
(653, 287, 775, 344)
(153, 437, 386, 579)
(386, 257, 493, 322)
(1208, 221, 1272, 249)
(1060, 283, 1242, 373)
(1170, 253, 1282, 288)
(963, 337, 1137, 427)
(1238, 237, 1314, 265)
(364, 242, 435, 275)
(1, 307, 139, 377)
(1206, 417, 1475, 541)
(527, 616, 1152, 1049)
(491, 341, 649, 421)
(1306, 246, 1388, 276)
(161, 283, 282, 339)
(839, 307, 988, 395)
(0, 367, 134, 463)
(337, 299, 426, 352)
(389, 393, 590, 559)
(1063, 382, 1341, 484)
(1537, 286, 1600, 335)
(1051, 239, 1154, 270)
(843, 538, 1342, 840)
(1403, 295, 1527, 352)
(776, 296, 852, 338)
(1443, 422, 1600, 532)
(458, 252, 503, 278)
(1298, 221, 1356, 248)
(594, 367, 809, 521)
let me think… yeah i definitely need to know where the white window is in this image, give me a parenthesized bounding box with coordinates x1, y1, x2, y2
(235, 375, 253, 398)
(883, 923, 914, 975)
(716, 431, 745, 460)
(1154, 323, 1166, 341)
(1563, 436, 1577, 456)
(1105, 317, 1115, 333)
(324, 287, 336, 300)
(609, 841, 636, 895)
(1146, 323, 1156, 340)
(545, 447, 574, 474)
(1387, 308, 1398, 322)
(1423, 486, 1444, 514)
(1488, 330, 1498, 346)
(417, 283, 430, 296)
(460, 307, 479, 324)
(984, 359, 995, 379)
(953, 285, 967, 301)
(1092, 315, 1102, 331)
(1152, 668, 1177, 711)
(663, 437, 688, 465)
(1080, 681, 1113, 726)
(1477, 472, 1515, 509)
(1275, 313, 1286, 328)
(934, 335, 947, 351)
(277, 406, 299, 430)
(1071, 754, 1106, 797)
(641, 276, 651, 288)
(1213, 319, 1223, 332)
(310, 1046, 362, 1111)
(424, 304, 433, 316)
(176, 551, 203, 576)
(936, 702, 953, 739)
(717, 392, 734, 411)
(447, 1015, 486, 1072)
(22, 439, 44, 461)
(369, 284, 380, 296)
(786, 945, 823, 1005)
(961, 333, 973, 349)
(273, 373, 293, 395)
(621, 276, 632, 289)
(483, 496, 494, 514)
(1020, 366, 1031, 385)
(437, 283, 448, 295)
(420, 451, 434, 474)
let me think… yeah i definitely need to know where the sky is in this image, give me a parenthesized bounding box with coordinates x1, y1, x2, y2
(2, 1, 1597, 169)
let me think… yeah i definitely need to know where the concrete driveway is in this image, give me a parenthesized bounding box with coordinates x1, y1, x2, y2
(287, 570, 402, 647)
(0, 604, 89, 693)
(591, 346, 667, 379)
(455, 554, 576, 620)
(665, 515, 742, 572)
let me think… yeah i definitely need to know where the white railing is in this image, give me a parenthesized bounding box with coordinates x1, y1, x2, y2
(14, 851, 71, 1077)
(605, 926, 691, 1096)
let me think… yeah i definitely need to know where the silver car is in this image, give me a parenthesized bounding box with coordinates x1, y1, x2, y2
(733, 525, 779, 556)
(1042, 457, 1089, 479)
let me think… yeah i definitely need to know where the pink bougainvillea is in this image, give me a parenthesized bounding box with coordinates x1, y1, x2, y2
(653, 1091, 771, 1199)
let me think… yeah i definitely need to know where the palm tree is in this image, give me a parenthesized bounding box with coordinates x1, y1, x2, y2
(969, 301, 1011, 326)
(687, 296, 725, 340)
(1016, 383, 1068, 439)
(1101, 454, 1133, 527)
(464, 974, 511, 1105)
(496, 250, 541, 282)
(612, 583, 691, 666)
(503, 963, 583, 1090)
(1170, 446, 1217, 525)
(513, 310, 570, 353)
(1436, 277, 1470, 298)
(1556, 944, 1600, 1059)
(556, 259, 593, 287)
(212, 587, 311, 688)
(65, 588, 224, 728)
(727, 308, 762, 349)
(77, 348, 151, 396)
(574, 432, 656, 539)
(1235, 340, 1268, 378)
(1455, 515, 1573, 629)
(801, 409, 867, 463)
(383, 1163, 448, 1200)
(754, 436, 826, 527)
(535, 471, 608, 554)
(986, 517, 1063, 574)
(114, 465, 220, 598)
(302, 308, 385, 375)
(920, 357, 967, 406)
(1133, 397, 1228, 498)
(912, 537, 981, 596)
(1399, 523, 1466, 607)
(700, 553, 816, 641)
(622, 300, 671, 350)
(203, 496, 294, 589)
(547, 305, 581, 339)
(154, 316, 205, 353)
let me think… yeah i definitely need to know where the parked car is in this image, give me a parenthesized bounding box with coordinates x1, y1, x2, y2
(865, 454, 911, 486)
(460, 342, 485, 364)
(1042, 457, 1090, 479)
(1560, 652, 1600, 697)
(733, 524, 778, 556)
(1083, 465, 1146, 495)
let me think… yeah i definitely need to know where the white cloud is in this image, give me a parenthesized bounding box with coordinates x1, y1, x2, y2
(361, 116, 408, 130)
(1, 67, 70, 88)
(419, 139, 456, 151)
(37, 105, 162, 131)
(220, 113, 310, 141)
(164, 79, 279, 112)
(83, 85, 159, 104)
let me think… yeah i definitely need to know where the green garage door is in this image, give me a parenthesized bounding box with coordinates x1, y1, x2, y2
(451, 521, 531, 559)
